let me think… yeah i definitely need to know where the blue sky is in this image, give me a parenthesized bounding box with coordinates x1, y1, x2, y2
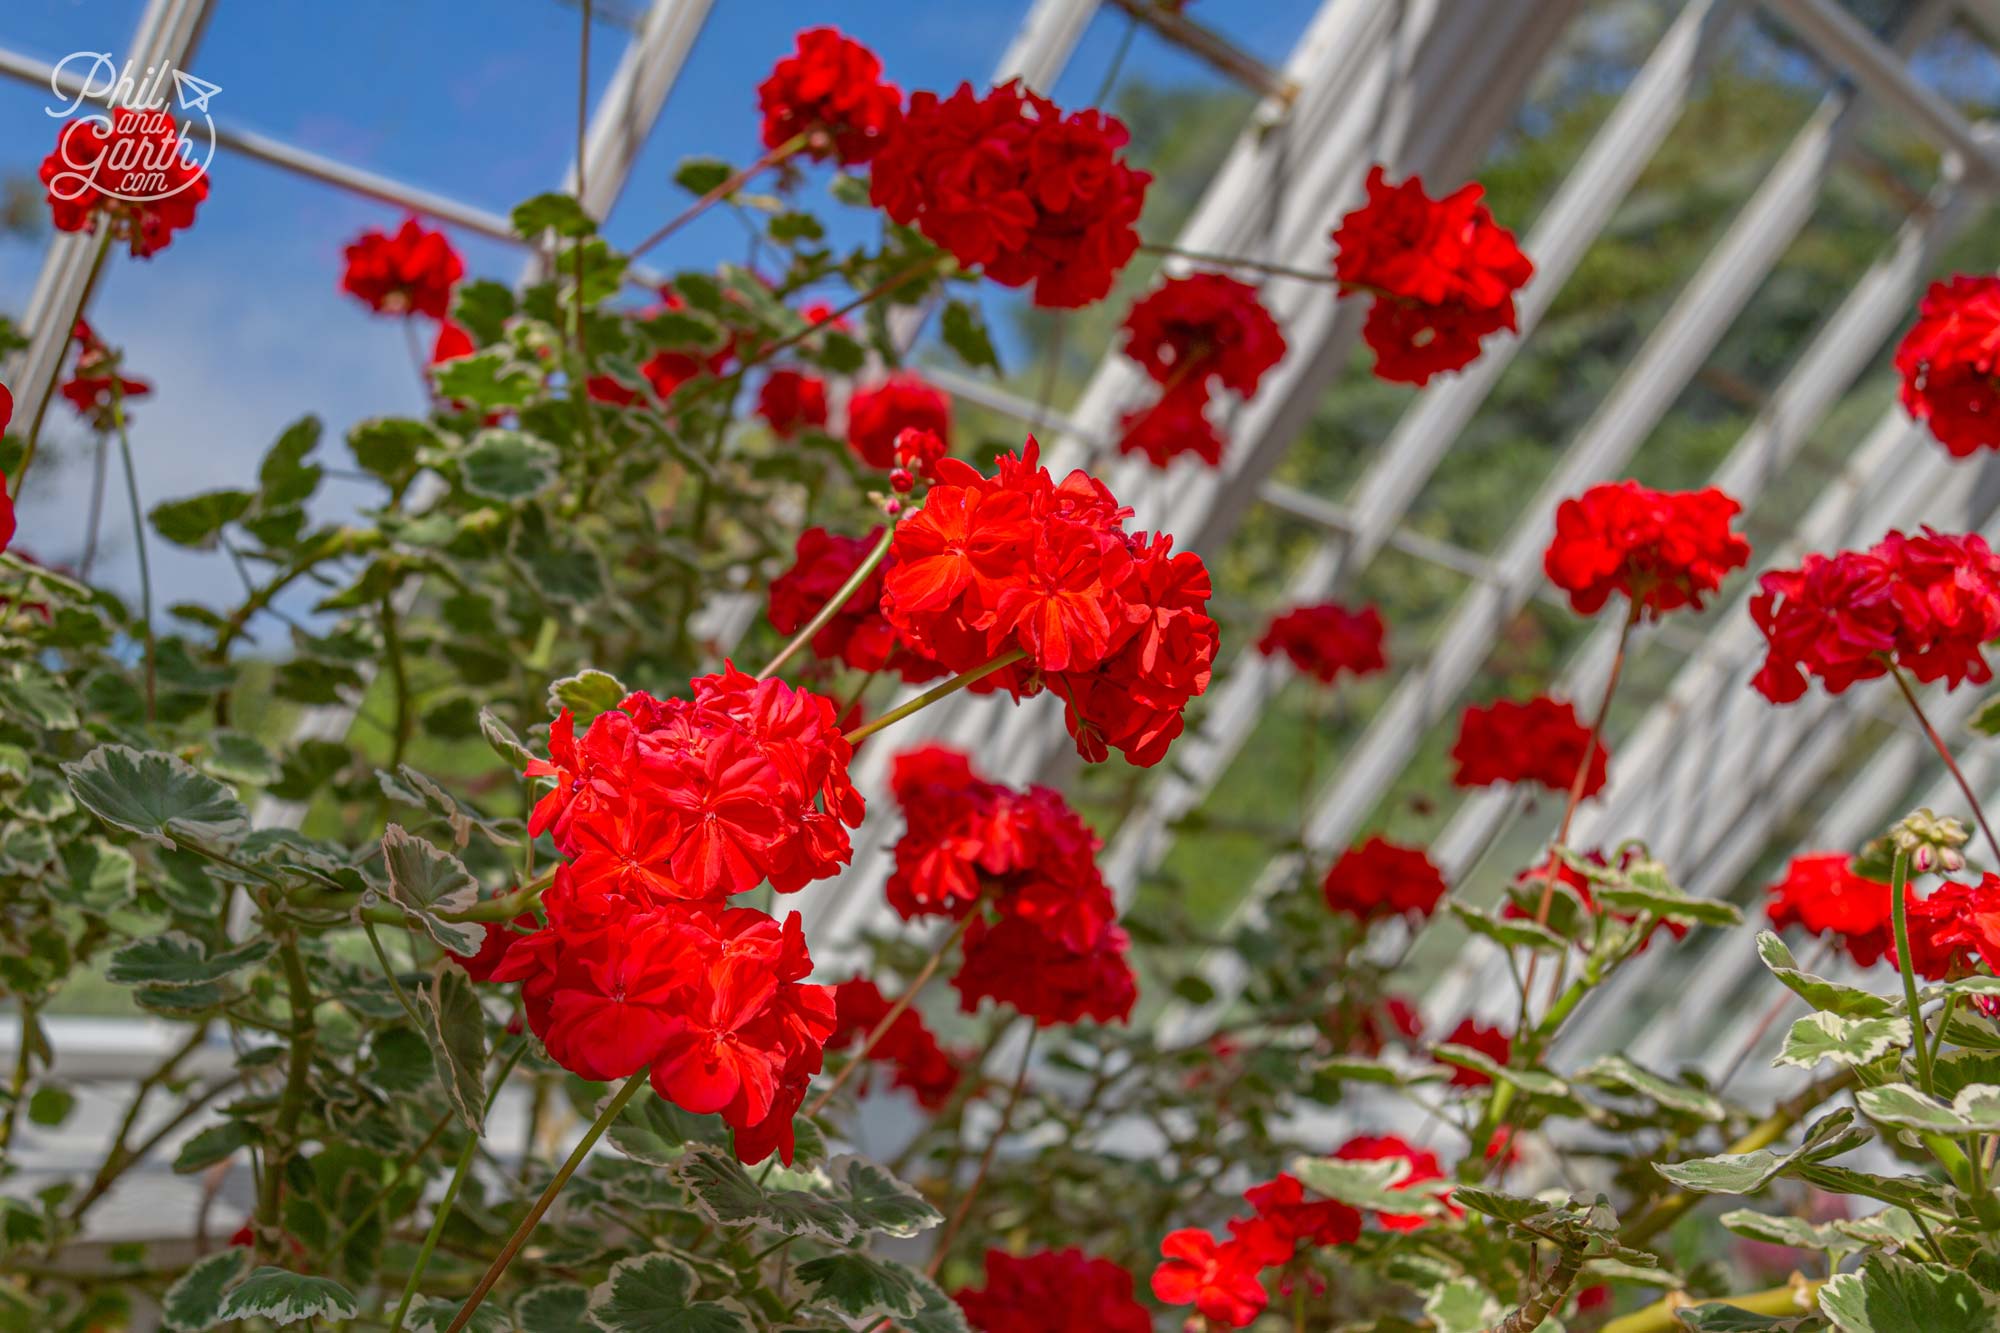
(0, 0, 1316, 620)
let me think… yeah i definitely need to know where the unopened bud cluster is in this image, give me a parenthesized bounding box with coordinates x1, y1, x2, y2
(1888, 808, 1970, 875)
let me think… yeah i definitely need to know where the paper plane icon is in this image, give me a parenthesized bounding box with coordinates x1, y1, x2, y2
(172, 70, 221, 113)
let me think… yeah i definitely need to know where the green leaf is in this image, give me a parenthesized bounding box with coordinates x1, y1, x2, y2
(826, 1155, 943, 1237)
(1314, 1055, 1428, 1087)
(403, 1296, 512, 1333)
(1777, 1012, 1911, 1071)
(674, 157, 733, 196)
(1579, 1055, 1727, 1121)
(606, 1089, 728, 1164)
(150, 489, 253, 548)
(460, 428, 560, 502)
(419, 961, 489, 1133)
(53, 838, 136, 913)
(434, 350, 540, 411)
(1449, 900, 1567, 952)
(1290, 1155, 1448, 1218)
(889, 1273, 973, 1333)
(348, 417, 438, 483)
(941, 299, 1000, 373)
(64, 744, 250, 851)
(1593, 861, 1741, 926)
(215, 1268, 359, 1326)
(516, 1283, 593, 1333)
(107, 932, 272, 989)
(480, 708, 537, 771)
(795, 1253, 926, 1321)
(1757, 933, 1895, 1018)
(378, 824, 484, 955)
(547, 669, 627, 726)
(0, 662, 78, 730)
(586, 1252, 751, 1333)
(1655, 1110, 1872, 1195)
(1856, 1082, 2000, 1135)
(206, 731, 280, 785)
(512, 192, 597, 238)
(674, 1144, 857, 1242)
(1424, 1277, 1501, 1333)
(1718, 1208, 1860, 1259)
(366, 1025, 436, 1095)
(172, 1119, 259, 1173)
(1820, 1254, 2000, 1333)
(26, 1084, 73, 1127)
(1970, 693, 2000, 738)
(1435, 1043, 1569, 1097)
(160, 1247, 249, 1332)
(258, 415, 324, 508)
(1677, 1305, 1827, 1331)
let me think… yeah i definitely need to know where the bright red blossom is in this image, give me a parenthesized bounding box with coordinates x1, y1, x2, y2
(1438, 1017, 1510, 1088)
(1901, 873, 2000, 982)
(956, 1249, 1151, 1333)
(1321, 837, 1447, 923)
(60, 320, 151, 428)
(1257, 601, 1386, 685)
(1751, 527, 2000, 703)
(1244, 1172, 1361, 1251)
(1116, 382, 1224, 468)
(1895, 275, 2000, 457)
(1152, 1229, 1271, 1329)
(847, 374, 950, 470)
(757, 27, 902, 166)
(1766, 853, 1897, 968)
(341, 218, 464, 319)
(1544, 481, 1751, 619)
(1330, 166, 1531, 385)
(40, 108, 208, 257)
(756, 369, 829, 438)
(1334, 1134, 1457, 1231)
(766, 527, 942, 681)
(1117, 274, 1284, 468)
(1451, 695, 1607, 797)
(827, 978, 961, 1110)
(871, 81, 1150, 308)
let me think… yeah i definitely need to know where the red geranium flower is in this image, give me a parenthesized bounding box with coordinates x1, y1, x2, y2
(1330, 166, 1531, 385)
(957, 1248, 1151, 1333)
(1438, 1016, 1510, 1088)
(1344, 992, 1424, 1057)
(1116, 382, 1224, 468)
(1450, 695, 1607, 797)
(1243, 1172, 1361, 1251)
(1751, 527, 2000, 703)
(445, 910, 536, 982)
(40, 108, 209, 257)
(871, 82, 1150, 308)
(1152, 1229, 1271, 1328)
(758, 27, 902, 166)
(1766, 853, 1897, 968)
(1333, 1134, 1456, 1231)
(1321, 837, 1447, 923)
(827, 977, 961, 1110)
(341, 217, 464, 319)
(848, 373, 950, 469)
(1902, 873, 2000, 982)
(1123, 273, 1286, 397)
(1544, 481, 1750, 620)
(1257, 601, 1387, 685)
(757, 369, 829, 438)
(767, 527, 943, 681)
(431, 319, 476, 365)
(60, 320, 151, 429)
(1896, 274, 2000, 457)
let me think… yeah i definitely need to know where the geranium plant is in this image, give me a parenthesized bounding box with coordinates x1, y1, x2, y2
(7, 20, 2000, 1333)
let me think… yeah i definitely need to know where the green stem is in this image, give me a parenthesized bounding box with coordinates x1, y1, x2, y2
(1601, 1279, 1825, 1333)
(443, 1076, 645, 1333)
(111, 378, 155, 723)
(0, 999, 38, 1158)
(362, 917, 425, 1029)
(257, 936, 319, 1249)
(842, 648, 1026, 744)
(380, 589, 415, 768)
(1888, 848, 1935, 1096)
(1496, 1248, 1583, 1333)
(757, 526, 892, 682)
(390, 1137, 477, 1333)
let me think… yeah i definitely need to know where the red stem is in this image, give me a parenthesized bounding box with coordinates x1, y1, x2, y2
(1891, 666, 2000, 867)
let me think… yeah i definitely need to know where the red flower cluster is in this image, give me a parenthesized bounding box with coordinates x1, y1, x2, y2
(1117, 274, 1285, 468)
(1256, 601, 1386, 686)
(1153, 1170, 1361, 1328)
(758, 27, 902, 166)
(1895, 275, 2000, 457)
(498, 668, 865, 1163)
(847, 373, 950, 470)
(1544, 481, 1751, 620)
(767, 527, 942, 681)
(871, 81, 1150, 308)
(60, 320, 151, 428)
(881, 439, 1218, 766)
(1895, 874, 2000, 982)
(340, 218, 464, 320)
(1330, 166, 1531, 385)
(1334, 1134, 1457, 1231)
(40, 108, 209, 257)
(1321, 837, 1447, 923)
(826, 978, 959, 1110)
(1450, 695, 1607, 797)
(957, 1248, 1151, 1333)
(1766, 853, 1897, 968)
(1751, 527, 2000, 703)
(1438, 1016, 1510, 1088)
(888, 745, 1136, 1027)
(757, 369, 829, 438)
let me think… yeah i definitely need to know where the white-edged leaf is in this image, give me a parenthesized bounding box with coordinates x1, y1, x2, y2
(107, 932, 272, 989)
(1856, 1082, 2000, 1135)
(1777, 1012, 1910, 1071)
(1820, 1253, 2000, 1333)
(546, 669, 627, 726)
(417, 960, 488, 1133)
(586, 1251, 751, 1332)
(160, 1247, 249, 1331)
(378, 824, 483, 955)
(215, 1268, 358, 1326)
(64, 744, 249, 850)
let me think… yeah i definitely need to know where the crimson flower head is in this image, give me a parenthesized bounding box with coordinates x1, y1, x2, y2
(887, 745, 1137, 1026)
(767, 527, 942, 681)
(1438, 1016, 1510, 1087)
(1330, 165, 1531, 385)
(1766, 852, 1896, 968)
(881, 439, 1219, 766)
(1243, 1172, 1361, 1251)
(1322, 837, 1447, 923)
(1117, 382, 1223, 468)
(1544, 480, 1750, 620)
(60, 319, 151, 429)
(1334, 1134, 1456, 1231)
(893, 425, 949, 481)
(1898, 874, 2000, 982)
(871, 81, 1151, 308)
(1451, 695, 1607, 797)
(1750, 527, 2000, 703)
(1122, 273, 1286, 397)
(1257, 601, 1386, 685)
(1152, 1229, 1270, 1328)
(40, 108, 208, 257)
(758, 27, 902, 166)
(848, 373, 950, 469)
(341, 217, 464, 319)
(755, 369, 828, 438)
(827, 978, 960, 1110)
(956, 1248, 1151, 1333)
(1896, 275, 2000, 457)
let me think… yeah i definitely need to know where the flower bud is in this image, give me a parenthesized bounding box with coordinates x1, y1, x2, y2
(1887, 807, 1970, 875)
